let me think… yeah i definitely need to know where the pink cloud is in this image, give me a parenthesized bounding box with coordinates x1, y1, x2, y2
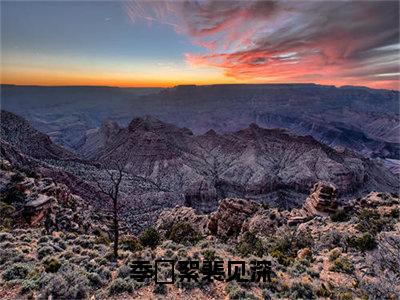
(125, 1, 399, 89)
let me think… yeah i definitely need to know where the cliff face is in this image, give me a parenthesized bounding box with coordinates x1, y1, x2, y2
(0, 110, 76, 160)
(75, 116, 398, 215)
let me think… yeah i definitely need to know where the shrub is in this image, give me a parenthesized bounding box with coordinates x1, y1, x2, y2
(347, 233, 376, 252)
(43, 257, 61, 273)
(391, 207, 399, 218)
(80, 249, 98, 259)
(323, 230, 345, 249)
(166, 222, 201, 244)
(225, 282, 258, 300)
(164, 249, 175, 259)
(71, 245, 83, 254)
(109, 278, 133, 295)
(94, 257, 108, 266)
(76, 236, 94, 248)
(60, 250, 74, 260)
(162, 240, 179, 250)
(37, 245, 55, 260)
(95, 265, 112, 280)
(120, 236, 142, 251)
(39, 264, 89, 300)
(236, 232, 265, 257)
(11, 172, 25, 183)
(2, 262, 32, 281)
(94, 235, 111, 245)
(270, 249, 292, 267)
(0, 232, 14, 242)
(21, 278, 39, 294)
(329, 249, 341, 262)
(117, 265, 131, 279)
(139, 227, 160, 249)
(38, 235, 51, 244)
(330, 209, 350, 222)
(87, 272, 104, 287)
(153, 283, 167, 295)
(268, 228, 313, 265)
(356, 209, 392, 235)
(0, 249, 24, 265)
(0, 202, 15, 230)
(337, 291, 353, 300)
(1, 184, 25, 205)
(202, 249, 216, 261)
(330, 256, 354, 274)
(290, 282, 316, 299)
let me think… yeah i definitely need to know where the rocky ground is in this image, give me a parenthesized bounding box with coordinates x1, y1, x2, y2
(1, 157, 399, 299)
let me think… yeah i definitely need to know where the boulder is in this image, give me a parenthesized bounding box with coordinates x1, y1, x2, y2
(208, 198, 261, 238)
(241, 209, 285, 237)
(155, 206, 209, 236)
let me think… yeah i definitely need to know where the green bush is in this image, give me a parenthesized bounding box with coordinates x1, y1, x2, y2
(43, 257, 61, 273)
(268, 229, 313, 265)
(95, 265, 112, 280)
(337, 291, 353, 300)
(202, 249, 216, 261)
(139, 227, 160, 249)
(290, 282, 316, 299)
(330, 209, 350, 222)
(0, 202, 15, 230)
(117, 265, 131, 279)
(38, 235, 51, 244)
(0, 232, 14, 242)
(356, 209, 392, 234)
(330, 257, 354, 274)
(328, 249, 341, 262)
(347, 233, 376, 252)
(388, 208, 399, 218)
(270, 249, 292, 267)
(87, 272, 104, 287)
(39, 264, 89, 300)
(225, 282, 258, 300)
(21, 278, 39, 294)
(166, 222, 201, 244)
(76, 236, 94, 248)
(109, 278, 133, 295)
(94, 235, 111, 245)
(236, 231, 265, 257)
(2, 262, 32, 281)
(0, 249, 24, 265)
(37, 245, 55, 260)
(120, 236, 142, 251)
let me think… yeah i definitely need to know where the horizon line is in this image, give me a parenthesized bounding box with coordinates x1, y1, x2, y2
(1, 82, 398, 92)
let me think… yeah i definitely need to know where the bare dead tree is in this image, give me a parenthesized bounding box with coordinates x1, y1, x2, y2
(91, 160, 126, 262)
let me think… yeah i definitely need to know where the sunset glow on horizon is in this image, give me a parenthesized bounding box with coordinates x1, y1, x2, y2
(1, 1, 399, 90)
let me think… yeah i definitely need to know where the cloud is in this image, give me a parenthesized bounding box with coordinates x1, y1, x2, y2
(124, 0, 400, 89)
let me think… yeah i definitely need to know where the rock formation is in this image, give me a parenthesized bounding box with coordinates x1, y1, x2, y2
(155, 206, 209, 236)
(208, 198, 262, 238)
(288, 181, 339, 226)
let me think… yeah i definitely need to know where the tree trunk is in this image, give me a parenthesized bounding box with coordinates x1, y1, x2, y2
(113, 197, 119, 261)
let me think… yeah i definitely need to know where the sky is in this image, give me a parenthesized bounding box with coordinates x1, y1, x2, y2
(1, 0, 399, 89)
